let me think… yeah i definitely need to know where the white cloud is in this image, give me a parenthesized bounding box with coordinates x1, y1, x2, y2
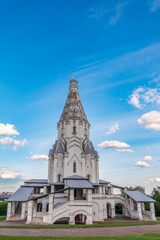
(144, 155, 153, 161)
(109, 2, 128, 26)
(106, 123, 119, 135)
(88, 2, 128, 27)
(0, 123, 19, 136)
(134, 161, 150, 168)
(116, 149, 134, 153)
(0, 166, 23, 179)
(98, 140, 130, 149)
(150, 0, 160, 12)
(149, 177, 160, 182)
(30, 154, 48, 161)
(150, 74, 160, 84)
(0, 137, 26, 150)
(138, 111, 160, 131)
(129, 87, 160, 108)
(128, 87, 144, 108)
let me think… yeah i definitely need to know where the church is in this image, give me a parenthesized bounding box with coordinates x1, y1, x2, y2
(6, 78, 156, 224)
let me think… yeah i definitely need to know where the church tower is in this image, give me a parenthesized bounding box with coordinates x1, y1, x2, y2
(48, 78, 99, 183)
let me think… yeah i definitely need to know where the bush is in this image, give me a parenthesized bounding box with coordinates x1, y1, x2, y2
(0, 202, 8, 216)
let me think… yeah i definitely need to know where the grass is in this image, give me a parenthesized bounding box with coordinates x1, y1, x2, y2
(1, 233, 160, 240)
(0, 221, 160, 229)
(0, 216, 6, 221)
(156, 217, 160, 221)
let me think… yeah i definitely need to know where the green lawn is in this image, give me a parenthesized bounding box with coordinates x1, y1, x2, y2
(0, 221, 160, 229)
(1, 233, 160, 240)
(156, 217, 160, 221)
(0, 216, 6, 221)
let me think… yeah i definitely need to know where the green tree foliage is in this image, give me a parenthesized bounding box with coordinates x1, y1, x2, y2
(0, 202, 8, 216)
(127, 186, 145, 193)
(151, 187, 160, 216)
(115, 203, 122, 214)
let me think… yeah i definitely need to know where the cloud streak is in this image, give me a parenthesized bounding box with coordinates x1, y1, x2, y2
(98, 140, 130, 149)
(0, 166, 23, 179)
(150, 0, 160, 12)
(149, 177, 160, 182)
(106, 123, 119, 135)
(109, 2, 128, 26)
(0, 137, 26, 150)
(116, 149, 134, 153)
(30, 154, 48, 160)
(129, 87, 160, 109)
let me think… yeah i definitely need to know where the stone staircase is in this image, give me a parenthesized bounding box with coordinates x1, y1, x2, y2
(31, 216, 43, 224)
(9, 214, 21, 221)
(52, 201, 69, 223)
(142, 213, 152, 221)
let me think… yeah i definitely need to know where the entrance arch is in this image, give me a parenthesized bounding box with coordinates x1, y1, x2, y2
(115, 203, 123, 216)
(115, 202, 130, 218)
(107, 203, 112, 218)
(37, 203, 42, 212)
(75, 214, 87, 224)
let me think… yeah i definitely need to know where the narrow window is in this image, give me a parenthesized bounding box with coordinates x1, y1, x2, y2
(58, 174, 61, 182)
(87, 174, 91, 181)
(73, 126, 76, 134)
(73, 162, 76, 173)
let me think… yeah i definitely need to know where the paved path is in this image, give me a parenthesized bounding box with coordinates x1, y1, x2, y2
(0, 224, 160, 237)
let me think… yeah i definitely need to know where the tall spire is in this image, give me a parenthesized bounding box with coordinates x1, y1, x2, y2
(59, 78, 89, 123)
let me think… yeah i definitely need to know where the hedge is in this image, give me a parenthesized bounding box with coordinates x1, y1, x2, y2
(0, 202, 8, 216)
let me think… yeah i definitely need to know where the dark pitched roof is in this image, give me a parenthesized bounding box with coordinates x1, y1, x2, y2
(49, 138, 66, 156)
(7, 187, 33, 202)
(66, 179, 93, 189)
(63, 175, 88, 180)
(23, 183, 50, 187)
(83, 139, 98, 157)
(99, 179, 111, 184)
(124, 190, 155, 202)
(24, 179, 48, 184)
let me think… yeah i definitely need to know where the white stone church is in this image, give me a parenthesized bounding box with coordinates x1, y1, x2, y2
(7, 78, 156, 224)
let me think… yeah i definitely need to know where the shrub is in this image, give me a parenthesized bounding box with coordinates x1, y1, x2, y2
(0, 201, 8, 216)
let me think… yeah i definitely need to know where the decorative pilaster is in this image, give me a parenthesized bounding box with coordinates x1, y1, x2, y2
(26, 200, 34, 224)
(69, 189, 74, 201)
(137, 202, 143, 220)
(6, 202, 12, 220)
(21, 202, 26, 220)
(150, 202, 156, 221)
(48, 194, 54, 224)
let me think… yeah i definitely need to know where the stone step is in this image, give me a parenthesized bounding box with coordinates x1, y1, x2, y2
(142, 214, 152, 221)
(10, 214, 21, 220)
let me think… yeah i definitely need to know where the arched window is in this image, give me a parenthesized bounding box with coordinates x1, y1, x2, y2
(87, 174, 91, 181)
(73, 126, 76, 134)
(57, 174, 61, 182)
(73, 162, 76, 173)
(37, 203, 42, 212)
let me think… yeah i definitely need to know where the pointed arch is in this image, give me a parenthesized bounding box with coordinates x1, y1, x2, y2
(73, 161, 76, 173)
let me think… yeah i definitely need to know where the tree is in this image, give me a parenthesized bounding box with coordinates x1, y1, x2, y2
(0, 202, 8, 216)
(151, 187, 160, 216)
(127, 186, 145, 194)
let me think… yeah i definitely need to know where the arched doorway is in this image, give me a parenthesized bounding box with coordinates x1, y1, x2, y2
(115, 203, 123, 216)
(107, 203, 112, 218)
(75, 214, 87, 224)
(115, 203, 130, 218)
(37, 203, 42, 212)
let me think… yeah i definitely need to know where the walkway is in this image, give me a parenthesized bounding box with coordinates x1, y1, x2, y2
(0, 224, 160, 237)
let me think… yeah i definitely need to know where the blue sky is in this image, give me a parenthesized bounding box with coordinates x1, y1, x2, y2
(0, 0, 160, 193)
